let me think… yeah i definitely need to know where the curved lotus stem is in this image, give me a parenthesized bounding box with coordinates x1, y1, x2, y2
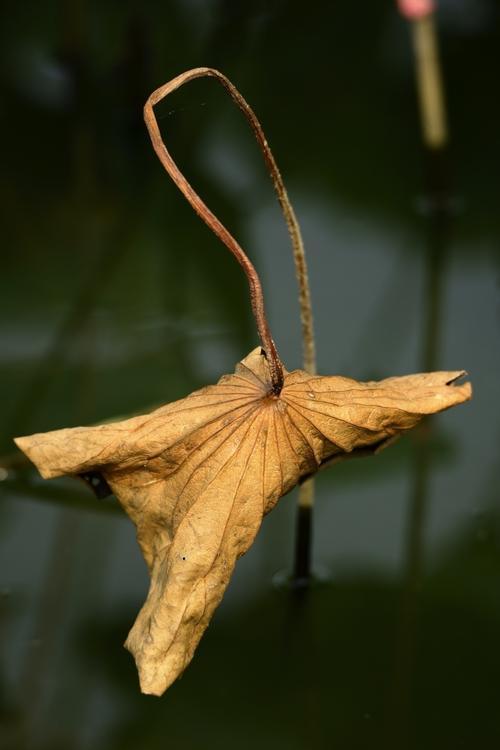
(144, 67, 316, 392)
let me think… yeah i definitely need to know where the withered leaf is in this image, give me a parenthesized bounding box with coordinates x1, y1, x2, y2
(14, 348, 471, 696)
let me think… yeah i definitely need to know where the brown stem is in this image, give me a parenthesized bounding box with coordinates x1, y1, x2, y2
(144, 67, 286, 392)
(144, 67, 317, 580)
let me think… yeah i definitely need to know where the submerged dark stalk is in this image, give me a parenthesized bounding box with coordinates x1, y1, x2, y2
(292, 484, 314, 585)
(388, 5, 452, 744)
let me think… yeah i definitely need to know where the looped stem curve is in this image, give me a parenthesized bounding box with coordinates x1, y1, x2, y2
(144, 67, 315, 393)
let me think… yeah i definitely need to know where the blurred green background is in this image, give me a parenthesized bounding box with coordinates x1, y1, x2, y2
(1, 1, 499, 748)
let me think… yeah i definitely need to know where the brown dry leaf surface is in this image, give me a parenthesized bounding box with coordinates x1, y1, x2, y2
(15, 348, 471, 696)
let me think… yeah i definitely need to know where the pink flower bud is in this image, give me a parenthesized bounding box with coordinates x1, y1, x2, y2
(397, 0, 435, 19)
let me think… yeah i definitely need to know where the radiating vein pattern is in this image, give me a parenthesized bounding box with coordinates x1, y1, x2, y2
(14, 348, 471, 695)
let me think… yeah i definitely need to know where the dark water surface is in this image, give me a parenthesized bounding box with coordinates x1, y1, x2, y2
(1, 2, 499, 748)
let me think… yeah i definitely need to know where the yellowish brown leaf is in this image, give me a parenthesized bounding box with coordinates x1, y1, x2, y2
(14, 348, 471, 695)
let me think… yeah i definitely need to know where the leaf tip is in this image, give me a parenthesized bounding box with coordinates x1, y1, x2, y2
(124, 638, 176, 698)
(13, 434, 54, 479)
(445, 372, 472, 404)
